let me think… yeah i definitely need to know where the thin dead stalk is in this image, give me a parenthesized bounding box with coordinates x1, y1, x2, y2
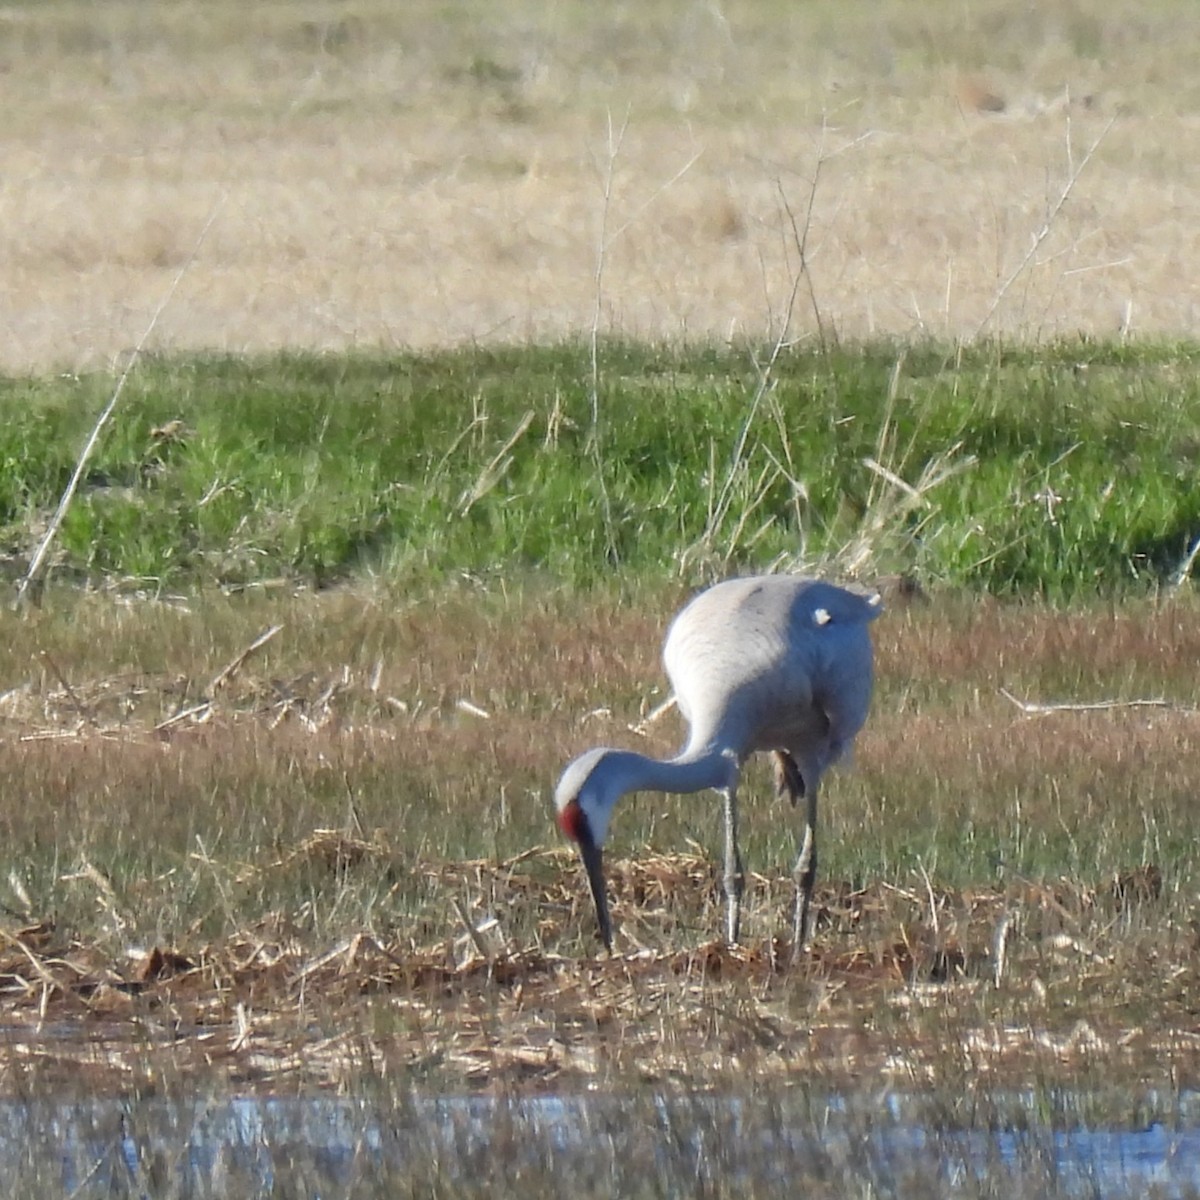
(681, 231, 804, 572)
(13, 195, 227, 608)
(208, 624, 283, 695)
(999, 688, 1185, 715)
(1169, 532, 1200, 592)
(458, 410, 535, 516)
(39, 650, 97, 727)
(777, 168, 827, 353)
(992, 910, 1014, 988)
(917, 861, 940, 939)
(453, 896, 496, 965)
(587, 112, 703, 434)
(588, 107, 630, 440)
(0, 925, 63, 996)
(587, 111, 701, 565)
(153, 701, 214, 733)
(974, 117, 1114, 338)
(682, 130, 878, 573)
(776, 125, 874, 354)
(629, 694, 677, 737)
(64, 1152, 109, 1199)
(584, 108, 629, 565)
(828, 362, 977, 578)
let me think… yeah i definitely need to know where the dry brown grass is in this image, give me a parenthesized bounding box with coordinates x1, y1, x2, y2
(0, 583, 1197, 1092)
(2, 1, 1199, 373)
(2, 847, 1195, 1094)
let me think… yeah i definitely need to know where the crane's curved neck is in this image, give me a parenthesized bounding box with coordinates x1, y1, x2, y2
(605, 745, 737, 800)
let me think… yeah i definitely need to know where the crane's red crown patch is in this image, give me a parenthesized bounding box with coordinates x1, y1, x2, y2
(557, 798, 588, 843)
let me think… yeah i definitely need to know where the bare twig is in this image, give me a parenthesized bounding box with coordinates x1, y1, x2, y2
(588, 106, 630, 440)
(974, 117, 1114, 338)
(775, 124, 875, 353)
(13, 195, 227, 608)
(153, 701, 214, 733)
(680, 222, 805, 572)
(458, 411, 535, 516)
(584, 108, 630, 566)
(0, 924, 62, 995)
(777, 159, 828, 353)
(827, 360, 977, 579)
(39, 650, 97, 726)
(63, 1151, 109, 1199)
(587, 113, 702, 434)
(208, 624, 283, 695)
(917, 861, 940, 939)
(991, 911, 1013, 988)
(604, 149, 704, 247)
(629, 694, 678, 737)
(586, 112, 702, 566)
(294, 936, 357, 983)
(452, 896, 496, 966)
(1169, 532, 1200, 592)
(999, 688, 1183, 715)
(680, 129, 879, 574)
(231, 1002, 253, 1053)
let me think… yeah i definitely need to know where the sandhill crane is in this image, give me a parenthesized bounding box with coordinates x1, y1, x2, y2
(554, 574, 881, 957)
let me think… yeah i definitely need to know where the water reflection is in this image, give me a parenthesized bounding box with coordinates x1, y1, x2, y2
(2, 1090, 1198, 1198)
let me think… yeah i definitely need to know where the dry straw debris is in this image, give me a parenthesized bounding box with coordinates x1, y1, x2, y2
(0, 846, 1186, 1092)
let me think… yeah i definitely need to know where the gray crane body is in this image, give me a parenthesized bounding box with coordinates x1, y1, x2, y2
(666, 575, 877, 774)
(555, 573, 881, 956)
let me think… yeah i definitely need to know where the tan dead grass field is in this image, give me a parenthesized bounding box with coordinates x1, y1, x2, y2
(2, 0, 1200, 374)
(0, 585, 1197, 1091)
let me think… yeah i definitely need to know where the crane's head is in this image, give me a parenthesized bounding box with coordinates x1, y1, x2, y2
(554, 747, 621, 952)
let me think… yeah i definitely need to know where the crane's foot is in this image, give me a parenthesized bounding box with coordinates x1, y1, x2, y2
(724, 890, 742, 947)
(789, 892, 812, 966)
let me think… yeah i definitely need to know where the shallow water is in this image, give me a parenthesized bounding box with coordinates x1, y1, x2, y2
(3, 1089, 1200, 1198)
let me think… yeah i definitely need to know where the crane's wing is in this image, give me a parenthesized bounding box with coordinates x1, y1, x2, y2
(663, 574, 881, 763)
(793, 579, 883, 628)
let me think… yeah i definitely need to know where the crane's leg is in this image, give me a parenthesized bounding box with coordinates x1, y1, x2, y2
(721, 786, 744, 945)
(791, 783, 819, 962)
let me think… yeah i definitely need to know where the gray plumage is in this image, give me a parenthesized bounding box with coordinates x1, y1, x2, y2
(554, 574, 882, 957)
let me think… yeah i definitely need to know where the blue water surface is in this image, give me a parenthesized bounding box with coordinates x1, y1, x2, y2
(1, 1088, 1198, 1198)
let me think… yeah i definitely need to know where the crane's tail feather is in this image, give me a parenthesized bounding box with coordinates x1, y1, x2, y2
(772, 750, 805, 805)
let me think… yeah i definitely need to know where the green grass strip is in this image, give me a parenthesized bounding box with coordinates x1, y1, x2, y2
(1, 338, 1197, 597)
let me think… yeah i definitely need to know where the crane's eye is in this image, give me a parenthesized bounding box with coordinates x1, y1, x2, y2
(556, 797, 590, 844)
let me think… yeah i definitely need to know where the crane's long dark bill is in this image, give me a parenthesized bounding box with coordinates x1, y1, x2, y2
(578, 834, 612, 951)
